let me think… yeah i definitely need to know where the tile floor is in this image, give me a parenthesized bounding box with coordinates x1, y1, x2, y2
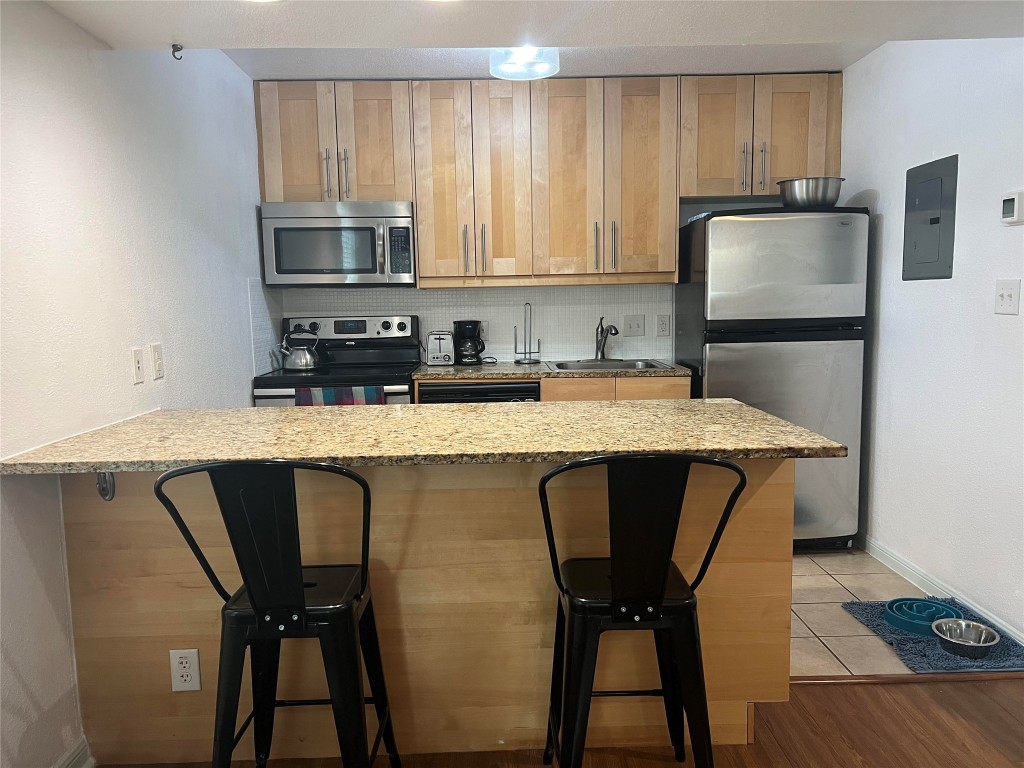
(790, 548, 926, 676)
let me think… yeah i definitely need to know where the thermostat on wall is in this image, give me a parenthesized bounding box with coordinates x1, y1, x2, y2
(1002, 189, 1024, 225)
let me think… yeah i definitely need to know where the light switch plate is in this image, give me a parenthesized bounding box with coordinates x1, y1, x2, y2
(131, 348, 144, 385)
(995, 278, 1020, 315)
(623, 315, 645, 337)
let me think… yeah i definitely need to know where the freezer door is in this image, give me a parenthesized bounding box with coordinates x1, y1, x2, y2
(705, 212, 868, 321)
(704, 339, 863, 541)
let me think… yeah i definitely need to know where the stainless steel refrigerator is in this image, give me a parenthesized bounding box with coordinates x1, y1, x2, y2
(674, 208, 869, 548)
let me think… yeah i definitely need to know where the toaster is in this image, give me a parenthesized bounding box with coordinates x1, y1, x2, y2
(425, 331, 455, 365)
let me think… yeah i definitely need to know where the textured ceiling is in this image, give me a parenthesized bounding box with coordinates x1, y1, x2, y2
(46, 0, 1024, 79)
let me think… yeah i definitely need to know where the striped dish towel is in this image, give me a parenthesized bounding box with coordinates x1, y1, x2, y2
(295, 386, 386, 406)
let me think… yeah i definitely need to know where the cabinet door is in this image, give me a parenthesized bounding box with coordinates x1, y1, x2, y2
(540, 378, 616, 402)
(752, 74, 842, 195)
(615, 377, 691, 400)
(531, 79, 604, 275)
(334, 81, 413, 201)
(256, 81, 339, 203)
(471, 80, 533, 276)
(679, 76, 754, 196)
(412, 81, 476, 277)
(604, 77, 678, 274)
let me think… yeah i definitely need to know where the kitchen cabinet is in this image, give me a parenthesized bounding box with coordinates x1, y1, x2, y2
(614, 377, 691, 400)
(678, 76, 755, 196)
(752, 74, 842, 195)
(412, 80, 476, 277)
(471, 80, 533, 276)
(256, 81, 339, 202)
(540, 377, 617, 402)
(678, 73, 842, 198)
(530, 78, 605, 276)
(603, 77, 679, 274)
(334, 81, 414, 201)
(540, 375, 690, 402)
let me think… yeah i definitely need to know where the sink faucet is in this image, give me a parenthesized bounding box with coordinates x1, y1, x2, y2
(595, 316, 619, 360)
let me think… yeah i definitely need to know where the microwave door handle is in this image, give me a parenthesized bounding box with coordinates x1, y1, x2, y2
(378, 222, 388, 279)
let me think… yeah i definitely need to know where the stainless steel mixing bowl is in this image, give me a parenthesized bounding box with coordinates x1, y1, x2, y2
(777, 177, 845, 207)
(932, 618, 1001, 659)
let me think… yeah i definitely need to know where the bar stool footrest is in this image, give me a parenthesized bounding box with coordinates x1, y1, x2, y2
(592, 688, 665, 698)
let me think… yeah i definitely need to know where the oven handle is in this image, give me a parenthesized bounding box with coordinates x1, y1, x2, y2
(254, 385, 409, 397)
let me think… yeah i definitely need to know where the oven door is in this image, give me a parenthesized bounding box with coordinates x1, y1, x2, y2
(253, 384, 411, 406)
(262, 217, 385, 286)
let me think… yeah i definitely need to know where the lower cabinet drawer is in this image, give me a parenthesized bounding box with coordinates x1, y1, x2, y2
(540, 378, 616, 401)
(614, 377, 691, 400)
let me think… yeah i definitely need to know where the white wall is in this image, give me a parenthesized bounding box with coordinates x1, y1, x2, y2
(0, 3, 260, 765)
(841, 38, 1024, 635)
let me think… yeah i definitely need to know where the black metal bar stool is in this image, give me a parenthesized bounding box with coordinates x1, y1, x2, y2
(154, 460, 401, 768)
(537, 453, 747, 768)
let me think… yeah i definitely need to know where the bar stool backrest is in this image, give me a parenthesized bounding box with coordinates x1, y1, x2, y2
(154, 460, 371, 632)
(538, 453, 747, 622)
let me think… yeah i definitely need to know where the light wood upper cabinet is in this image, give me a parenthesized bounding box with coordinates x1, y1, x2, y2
(412, 80, 476, 277)
(334, 81, 413, 201)
(531, 79, 604, 276)
(678, 76, 754, 196)
(256, 81, 339, 202)
(471, 80, 533, 277)
(604, 77, 678, 274)
(752, 74, 842, 195)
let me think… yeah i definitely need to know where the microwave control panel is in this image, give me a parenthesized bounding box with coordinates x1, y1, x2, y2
(388, 226, 413, 274)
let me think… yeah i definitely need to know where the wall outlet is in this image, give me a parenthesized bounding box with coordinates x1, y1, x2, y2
(479, 321, 489, 341)
(622, 315, 645, 337)
(149, 343, 164, 380)
(656, 315, 671, 337)
(131, 348, 145, 385)
(170, 648, 201, 692)
(995, 278, 1020, 315)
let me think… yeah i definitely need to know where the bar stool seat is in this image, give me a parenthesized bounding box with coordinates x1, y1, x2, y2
(225, 565, 361, 617)
(560, 557, 694, 610)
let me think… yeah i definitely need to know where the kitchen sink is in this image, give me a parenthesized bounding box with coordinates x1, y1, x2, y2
(546, 359, 672, 371)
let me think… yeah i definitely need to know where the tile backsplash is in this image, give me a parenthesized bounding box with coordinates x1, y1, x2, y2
(278, 284, 675, 362)
(248, 277, 283, 375)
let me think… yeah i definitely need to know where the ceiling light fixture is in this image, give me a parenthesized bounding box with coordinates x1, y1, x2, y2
(489, 47, 560, 81)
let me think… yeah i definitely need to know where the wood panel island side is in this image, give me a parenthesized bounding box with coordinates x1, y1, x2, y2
(0, 399, 845, 764)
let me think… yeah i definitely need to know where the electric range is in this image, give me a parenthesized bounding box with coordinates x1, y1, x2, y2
(252, 315, 420, 406)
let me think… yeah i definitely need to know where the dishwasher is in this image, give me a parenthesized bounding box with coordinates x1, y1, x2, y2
(416, 381, 540, 403)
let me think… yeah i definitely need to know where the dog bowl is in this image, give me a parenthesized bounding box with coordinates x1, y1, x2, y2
(884, 598, 962, 636)
(777, 177, 845, 207)
(932, 619, 1000, 659)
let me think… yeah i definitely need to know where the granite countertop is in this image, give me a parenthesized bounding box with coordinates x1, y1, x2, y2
(0, 399, 845, 475)
(413, 361, 692, 380)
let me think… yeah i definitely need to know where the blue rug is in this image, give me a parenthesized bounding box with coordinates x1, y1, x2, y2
(842, 597, 1024, 673)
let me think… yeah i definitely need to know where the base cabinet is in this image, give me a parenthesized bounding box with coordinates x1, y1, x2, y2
(541, 376, 690, 402)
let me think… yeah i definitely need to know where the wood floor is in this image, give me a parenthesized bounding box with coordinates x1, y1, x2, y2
(112, 677, 1024, 768)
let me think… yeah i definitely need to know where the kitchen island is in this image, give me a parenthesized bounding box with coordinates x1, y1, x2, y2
(1, 399, 844, 763)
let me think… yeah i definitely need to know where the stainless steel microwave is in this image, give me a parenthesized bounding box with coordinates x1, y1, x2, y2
(260, 201, 415, 287)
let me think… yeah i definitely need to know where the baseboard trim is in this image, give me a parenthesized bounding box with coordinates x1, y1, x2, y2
(55, 737, 95, 768)
(863, 536, 1024, 645)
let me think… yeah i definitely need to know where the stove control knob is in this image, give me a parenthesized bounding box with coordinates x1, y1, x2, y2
(308, 322, 320, 333)
(397, 321, 408, 333)
(380, 320, 393, 332)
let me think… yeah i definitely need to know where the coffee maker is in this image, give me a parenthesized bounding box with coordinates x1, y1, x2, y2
(453, 320, 486, 365)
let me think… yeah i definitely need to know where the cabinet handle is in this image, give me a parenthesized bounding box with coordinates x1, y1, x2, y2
(463, 224, 470, 274)
(342, 147, 351, 199)
(481, 223, 487, 273)
(611, 220, 618, 270)
(324, 148, 332, 197)
(741, 142, 747, 191)
(593, 222, 599, 270)
(759, 141, 766, 191)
